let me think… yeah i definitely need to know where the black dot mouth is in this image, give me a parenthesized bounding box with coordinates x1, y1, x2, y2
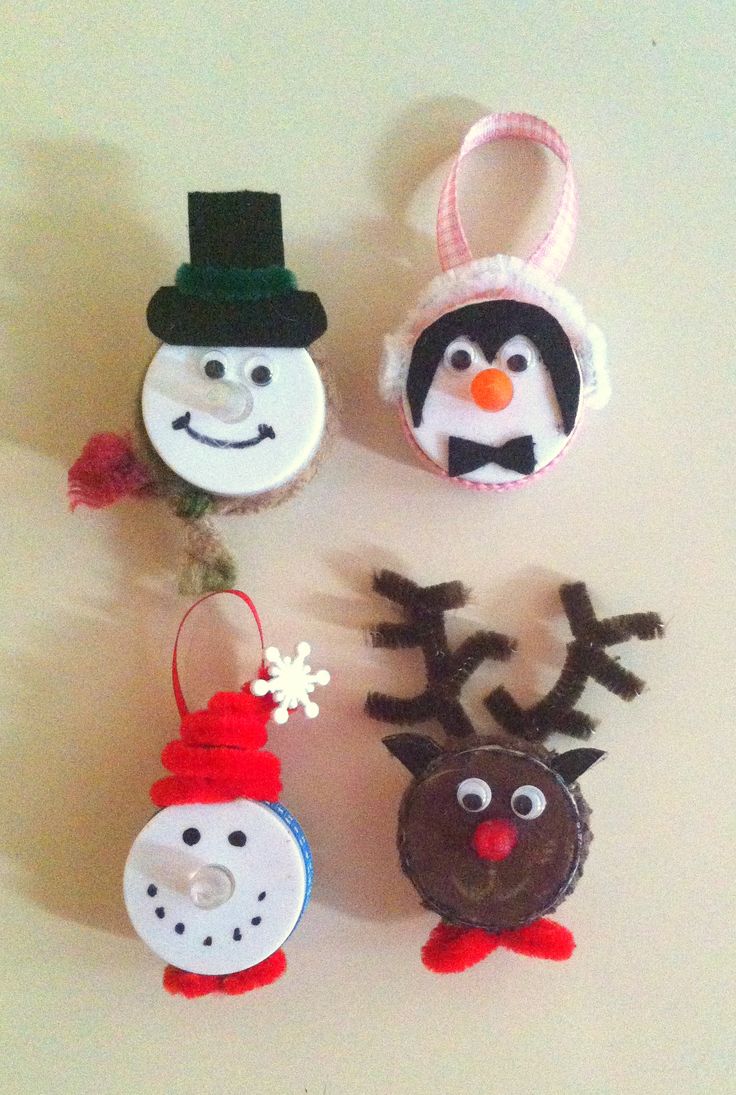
(172, 412, 276, 449)
(152, 889, 270, 943)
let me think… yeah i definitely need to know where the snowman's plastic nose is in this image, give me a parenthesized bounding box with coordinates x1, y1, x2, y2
(204, 381, 254, 423)
(189, 864, 235, 908)
(470, 368, 514, 412)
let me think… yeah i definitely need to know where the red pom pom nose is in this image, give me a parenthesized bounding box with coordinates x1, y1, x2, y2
(472, 819, 518, 861)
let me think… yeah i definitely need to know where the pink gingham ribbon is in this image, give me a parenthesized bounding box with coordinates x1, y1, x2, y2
(436, 112, 578, 281)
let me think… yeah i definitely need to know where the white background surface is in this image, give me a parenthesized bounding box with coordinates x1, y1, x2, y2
(0, 3, 734, 1093)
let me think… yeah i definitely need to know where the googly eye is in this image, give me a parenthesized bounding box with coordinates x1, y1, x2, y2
(498, 336, 539, 374)
(507, 354, 528, 373)
(244, 354, 276, 387)
(443, 338, 477, 372)
(510, 785, 546, 820)
(250, 364, 273, 386)
(456, 777, 492, 813)
(201, 352, 229, 380)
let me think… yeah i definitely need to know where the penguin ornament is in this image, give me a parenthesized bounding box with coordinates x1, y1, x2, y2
(380, 113, 610, 487)
(69, 191, 333, 592)
(123, 590, 330, 998)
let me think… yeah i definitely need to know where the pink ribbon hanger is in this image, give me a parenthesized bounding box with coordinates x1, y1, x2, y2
(436, 112, 578, 281)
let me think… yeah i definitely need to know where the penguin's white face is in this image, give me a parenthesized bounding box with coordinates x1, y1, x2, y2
(123, 799, 311, 976)
(141, 344, 326, 496)
(406, 332, 574, 485)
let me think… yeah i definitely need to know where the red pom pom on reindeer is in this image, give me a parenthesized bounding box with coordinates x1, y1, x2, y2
(366, 571, 663, 974)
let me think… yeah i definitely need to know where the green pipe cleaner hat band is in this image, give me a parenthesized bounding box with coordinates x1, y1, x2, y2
(175, 262, 298, 303)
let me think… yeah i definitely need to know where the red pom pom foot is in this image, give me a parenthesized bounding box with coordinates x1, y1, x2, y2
(498, 918, 575, 961)
(163, 950, 286, 998)
(220, 949, 287, 995)
(163, 966, 221, 998)
(422, 918, 575, 974)
(421, 922, 501, 973)
(68, 433, 152, 510)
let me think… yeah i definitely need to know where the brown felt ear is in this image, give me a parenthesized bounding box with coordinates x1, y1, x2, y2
(383, 734, 443, 777)
(551, 748, 606, 784)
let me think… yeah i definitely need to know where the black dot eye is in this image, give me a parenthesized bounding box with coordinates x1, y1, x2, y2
(204, 358, 226, 379)
(228, 830, 247, 847)
(147, 884, 157, 897)
(450, 349, 472, 370)
(507, 353, 528, 373)
(250, 364, 272, 386)
(174, 922, 185, 935)
(182, 827, 201, 846)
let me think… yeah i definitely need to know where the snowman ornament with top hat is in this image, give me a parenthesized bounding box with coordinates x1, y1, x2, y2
(69, 191, 332, 593)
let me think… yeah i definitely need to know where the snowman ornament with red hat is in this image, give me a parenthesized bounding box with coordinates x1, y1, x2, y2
(381, 113, 610, 487)
(123, 591, 330, 998)
(69, 190, 333, 593)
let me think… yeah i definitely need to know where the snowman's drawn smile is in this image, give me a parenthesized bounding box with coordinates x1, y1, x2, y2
(172, 412, 276, 449)
(147, 886, 267, 944)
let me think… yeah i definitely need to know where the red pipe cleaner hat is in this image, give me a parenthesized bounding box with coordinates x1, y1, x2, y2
(150, 591, 280, 808)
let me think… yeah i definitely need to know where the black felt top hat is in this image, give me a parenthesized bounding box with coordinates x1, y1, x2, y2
(146, 191, 327, 347)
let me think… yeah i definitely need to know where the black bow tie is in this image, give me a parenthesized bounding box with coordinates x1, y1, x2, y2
(448, 435, 536, 478)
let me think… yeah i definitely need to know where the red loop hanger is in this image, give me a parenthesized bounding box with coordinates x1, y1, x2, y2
(171, 590, 265, 718)
(436, 112, 578, 281)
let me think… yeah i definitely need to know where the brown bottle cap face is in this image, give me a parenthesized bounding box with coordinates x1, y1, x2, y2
(398, 745, 585, 933)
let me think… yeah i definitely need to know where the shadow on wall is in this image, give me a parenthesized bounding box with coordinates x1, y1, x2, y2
(291, 94, 554, 467)
(0, 505, 258, 938)
(0, 138, 171, 465)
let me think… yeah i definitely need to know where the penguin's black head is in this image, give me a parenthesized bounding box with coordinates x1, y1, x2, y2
(405, 299, 581, 432)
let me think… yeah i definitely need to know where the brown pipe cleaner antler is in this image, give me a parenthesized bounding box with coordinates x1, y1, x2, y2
(484, 582, 664, 742)
(365, 570, 516, 738)
(366, 572, 663, 743)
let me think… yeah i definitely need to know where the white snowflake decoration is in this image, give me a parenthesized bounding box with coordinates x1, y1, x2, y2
(250, 642, 330, 724)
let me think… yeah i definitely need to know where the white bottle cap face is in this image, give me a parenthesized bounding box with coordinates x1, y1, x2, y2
(123, 799, 311, 976)
(141, 345, 326, 496)
(404, 329, 581, 485)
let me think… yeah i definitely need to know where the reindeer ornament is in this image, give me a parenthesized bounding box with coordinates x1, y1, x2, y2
(366, 571, 662, 973)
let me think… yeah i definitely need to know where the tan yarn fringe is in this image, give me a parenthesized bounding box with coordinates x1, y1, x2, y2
(178, 514, 237, 595)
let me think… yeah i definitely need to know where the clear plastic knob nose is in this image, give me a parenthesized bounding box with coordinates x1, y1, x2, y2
(189, 865, 235, 909)
(205, 383, 254, 422)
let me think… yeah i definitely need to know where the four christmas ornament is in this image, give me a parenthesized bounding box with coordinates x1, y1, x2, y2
(65, 115, 660, 995)
(123, 590, 329, 997)
(380, 112, 610, 487)
(69, 190, 334, 594)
